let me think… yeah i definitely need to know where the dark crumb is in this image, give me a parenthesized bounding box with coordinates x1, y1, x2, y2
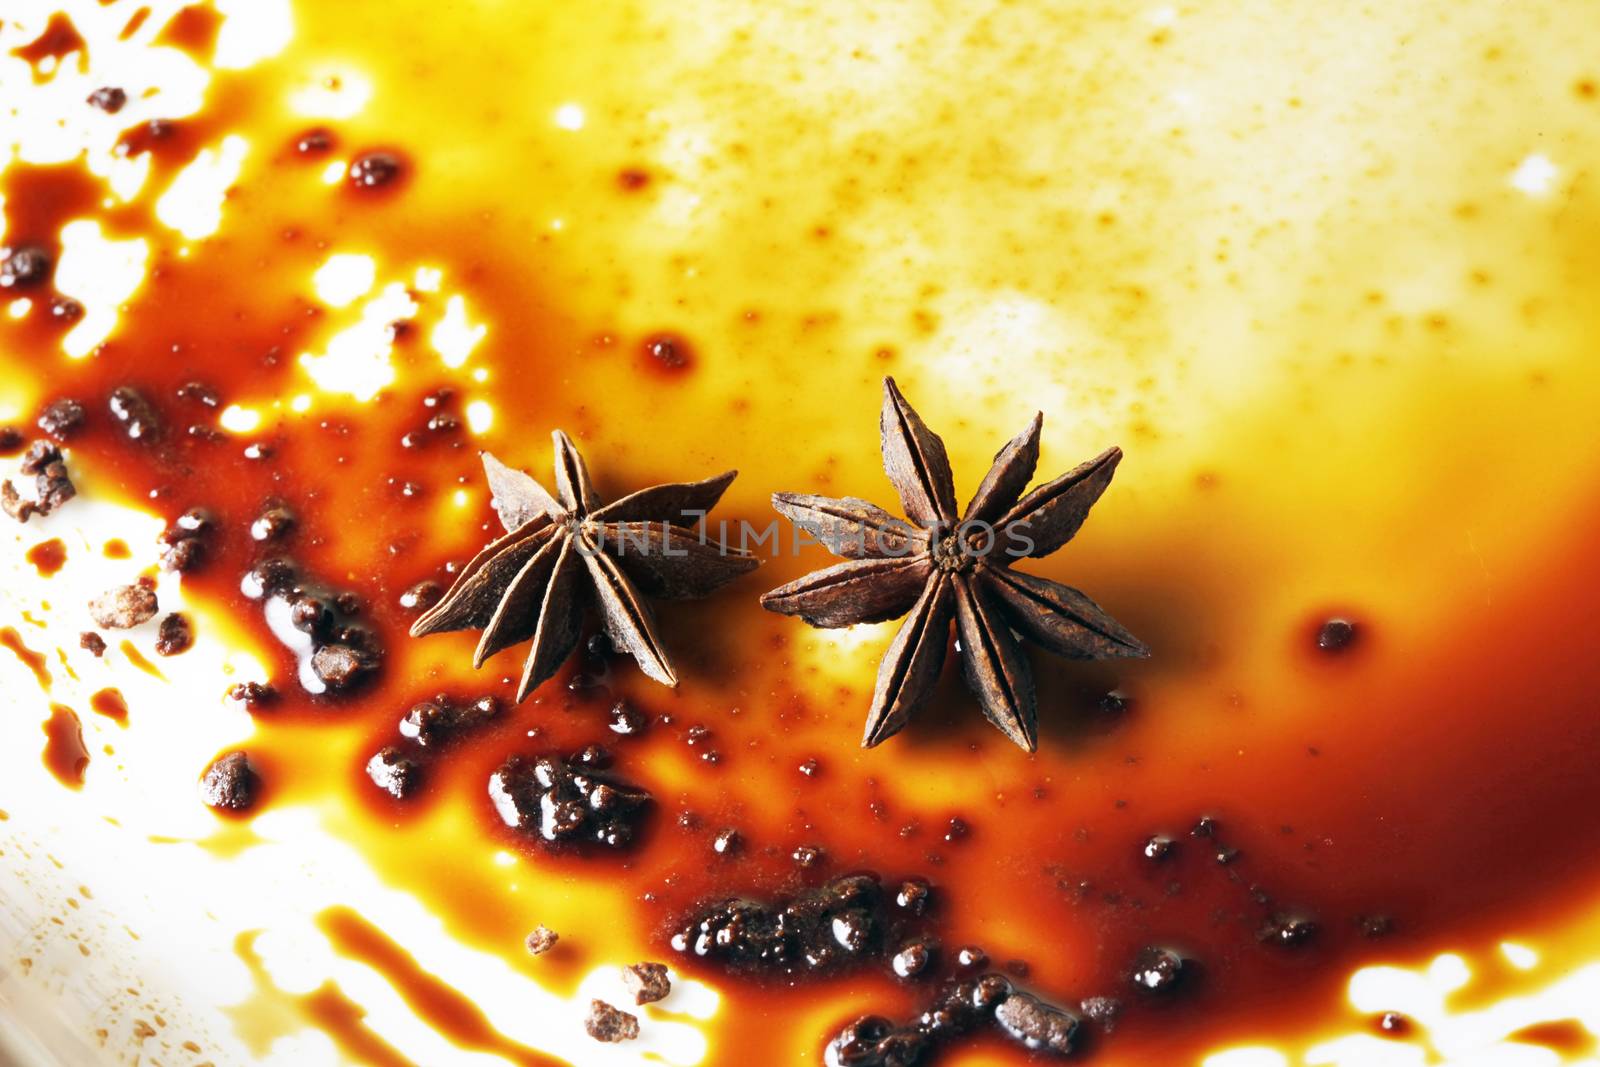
(1214, 845, 1240, 865)
(943, 818, 969, 842)
(489, 752, 651, 849)
(1098, 688, 1132, 714)
(524, 925, 559, 956)
(199, 750, 257, 811)
(250, 502, 296, 542)
(4, 440, 76, 523)
(107, 386, 161, 442)
(955, 946, 988, 970)
(399, 694, 498, 747)
(608, 701, 647, 736)
(1078, 995, 1122, 1031)
(48, 296, 83, 323)
(1378, 1011, 1410, 1035)
(227, 681, 277, 708)
(311, 643, 380, 693)
(1360, 914, 1395, 938)
(994, 992, 1078, 1055)
(826, 1015, 929, 1067)
(88, 583, 158, 629)
(36, 398, 85, 439)
(0, 245, 52, 290)
(621, 961, 671, 1005)
(1130, 946, 1187, 993)
(584, 999, 639, 1043)
(671, 873, 886, 976)
(159, 508, 212, 572)
(366, 746, 421, 799)
(348, 150, 404, 189)
(1261, 914, 1317, 947)
(175, 381, 221, 407)
(792, 844, 824, 869)
(1190, 815, 1217, 838)
(711, 827, 741, 856)
(86, 86, 127, 112)
(154, 612, 193, 656)
(895, 878, 932, 915)
(1143, 835, 1175, 861)
(643, 333, 690, 370)
(919, 973, 1013, 1038)
(891, 937, 939, 980)
(241, 556, 297, 599)
(0, 428, 21, 454)
(397, 579, 441, 612)
(1316, 617, 1358, 653)
(1, 481, 38, 523)
(294, 127, 334, 155)
(79, 632, 107, 657)
(798, 757, 821, 777)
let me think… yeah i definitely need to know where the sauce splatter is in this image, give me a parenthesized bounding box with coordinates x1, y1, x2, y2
(25, 538, 67, 577)
(89, 687, 129, 725)
(0, 627, 51, 690)
(42, 704, 89, 789)
(316, 908, 561, 1067)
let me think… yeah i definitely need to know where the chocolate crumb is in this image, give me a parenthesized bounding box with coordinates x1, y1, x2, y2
(994, 992, 1078, 1055)
(366, 746, 421, 799)
(86, 86, 127, 113)
(399, 694, 498, 747)
(792, 844, 824, 868)
(227, 681, 277, 708)
(608, 701, 647, 736)
(79, 632, 106, 657)
(489, 752, 651, 849)
(0, 428, 21, 454)
(348, 150, 404, 189)
(155, 612, 193, 656)
(1079, 995, 1122, 1031)
(88, 583, 158, 629)
(1, 481, 38, 523)
(584, 999, 639, 1043)
(250, 502, 296, 542)
(524, 925, 559, 956)
(1143, 835, 1175, 861)
(891, 937, 939, 980)
(0, 245, 52, 290)
(1130, 946, 1186, 993)
(711, 827, 741, 856)
(311, 643, 379, 692)
(48, 297, 83, 323)
(37, 399, 85, 439)
(199, 751, 257, 811)
(621, 961, 671, 1005)
(398, 579, 441, 612)
(107, 386, 162, 442)
(1316, 617, 1358, 653)
(826, 1015, 929, 1067)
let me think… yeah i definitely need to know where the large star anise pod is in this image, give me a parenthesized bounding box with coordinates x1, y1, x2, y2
(412, 434, 759, 698)
(761, 378, 1148, 751)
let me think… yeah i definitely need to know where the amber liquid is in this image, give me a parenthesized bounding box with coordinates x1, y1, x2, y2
(6, 2, 1600, 1064)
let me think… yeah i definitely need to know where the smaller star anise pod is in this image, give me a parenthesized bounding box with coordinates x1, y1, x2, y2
(761, 378, 1148, 751)
(412, 435, 759, 698)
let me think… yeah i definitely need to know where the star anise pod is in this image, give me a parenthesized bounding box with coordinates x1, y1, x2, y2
(761, 378, 1148, 751)
(412, 435, 759, 698)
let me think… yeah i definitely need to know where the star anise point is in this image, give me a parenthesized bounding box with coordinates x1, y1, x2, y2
(765, 377, 1146, 751)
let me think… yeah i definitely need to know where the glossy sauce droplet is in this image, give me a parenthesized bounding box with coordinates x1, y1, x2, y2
(25, 538, 67, 577)
(0, 627, 51, 690)
(90, 687, 129, 726)
(10, 13, 86, 66)
(42, 704, 89, 789)
(118, 640, 166, 680)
